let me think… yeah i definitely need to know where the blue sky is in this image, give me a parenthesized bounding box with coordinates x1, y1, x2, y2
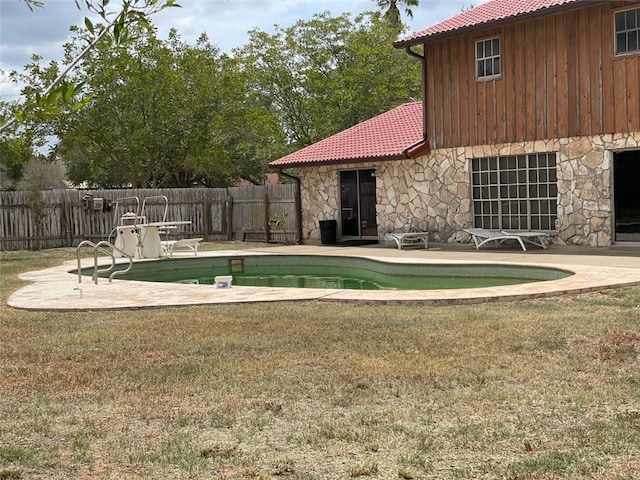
(0, 0, 486, 99)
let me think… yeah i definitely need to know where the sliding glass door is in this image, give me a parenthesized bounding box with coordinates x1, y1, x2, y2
(614, 150, 640, 242)
(339, 169, 377, 238)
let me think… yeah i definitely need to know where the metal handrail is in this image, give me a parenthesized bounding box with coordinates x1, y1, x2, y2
(111, 196, 141, 230)
(140, 195, 168, 223)
(94, 241, 133, 282)
(76, 240, 133, 284)
(77, 240, 97, 283)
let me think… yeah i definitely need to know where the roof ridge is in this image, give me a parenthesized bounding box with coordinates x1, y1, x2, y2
(395, 0, 583, 47)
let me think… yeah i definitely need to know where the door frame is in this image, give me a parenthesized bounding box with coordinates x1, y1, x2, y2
(339, 168, 378, 239)
(612, 148, 640, 243)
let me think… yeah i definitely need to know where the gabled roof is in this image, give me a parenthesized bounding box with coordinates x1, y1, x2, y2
(395, 0, 583, 48)
(269, 102, 425, 168)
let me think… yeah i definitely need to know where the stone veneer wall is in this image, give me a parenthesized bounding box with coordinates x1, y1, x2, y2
(299, 132, 640, 247)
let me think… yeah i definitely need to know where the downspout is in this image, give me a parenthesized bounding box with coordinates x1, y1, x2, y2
(277, 169, 303, 244)
(405, 45, 428, 150)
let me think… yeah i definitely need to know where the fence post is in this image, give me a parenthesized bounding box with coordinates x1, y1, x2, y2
(226, 193, 233, 241)
(264, 192, 270, 243)
(203, 190, 211, 241)
(62, 196, 72, 246)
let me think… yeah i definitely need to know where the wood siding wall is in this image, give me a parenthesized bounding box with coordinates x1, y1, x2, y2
(425, 1, 640, 149)
(0, 185, 297, 251)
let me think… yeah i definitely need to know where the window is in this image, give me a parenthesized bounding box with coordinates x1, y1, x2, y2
(476, 37, 501, 79)
(471, 153, 557, 231)
(615, 7, 640, 55)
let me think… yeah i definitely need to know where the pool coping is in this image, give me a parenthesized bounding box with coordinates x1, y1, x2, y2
(8, 244, 640, 311)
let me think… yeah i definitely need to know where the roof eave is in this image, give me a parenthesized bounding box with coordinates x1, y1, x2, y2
(270, 154, 409, 169)
(405, 140, 430, 158)
(394, 1, 588, 49)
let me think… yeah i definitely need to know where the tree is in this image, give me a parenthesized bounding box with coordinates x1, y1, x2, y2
(16, 156, 67, 249)
(237, 11, 421, 151)
(1, 0, 180, 191)
(18, 157, 67, 191)
(0, 101, 34, 190)
(375, 0, 419, 30)
(1, 0, 179, 135)
(51, 27, 282, 188)
(0, 135, 33, 190)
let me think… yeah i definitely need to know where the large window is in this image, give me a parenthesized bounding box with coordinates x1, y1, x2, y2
(615, 7, 640, 55)
(476, 37, 501, 79)
(471, 153, 557, 231)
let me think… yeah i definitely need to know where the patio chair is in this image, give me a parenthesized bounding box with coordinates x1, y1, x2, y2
(501, 230, 550, 249)
(384, 221, 429, 250)
(162, 238, 203, 257)
(463, 228, 550, 251)
(385, 231, 429, 250)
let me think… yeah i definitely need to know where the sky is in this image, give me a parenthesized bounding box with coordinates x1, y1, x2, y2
(0, 0, 487, 100)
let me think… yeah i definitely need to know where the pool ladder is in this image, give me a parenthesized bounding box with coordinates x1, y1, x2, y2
(76, 240, 133, 284)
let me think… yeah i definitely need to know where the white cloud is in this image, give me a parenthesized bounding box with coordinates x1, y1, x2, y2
(0, 0, 485, 98)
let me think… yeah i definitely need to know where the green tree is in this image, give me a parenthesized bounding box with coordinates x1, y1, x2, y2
(1, 0, 179, 192)
(375, 0, 419, 30)
(0, 101, 34, 190)
(238, 11, 421, 151)
(1, 58, 63, 191)
(0, 135, 33, 190)
(1, 0, 179, 134)
(52, 27, 282, 188)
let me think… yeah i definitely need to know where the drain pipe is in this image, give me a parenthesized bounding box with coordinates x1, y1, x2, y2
(405, 45, 429, 149)
(277, 169, 303, 244)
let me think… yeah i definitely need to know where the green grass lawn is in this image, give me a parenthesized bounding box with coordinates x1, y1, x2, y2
(2, 245, 640, 479)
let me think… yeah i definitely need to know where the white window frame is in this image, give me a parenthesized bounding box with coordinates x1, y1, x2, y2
(615, 6, 640, 56)
(475, 36, 501, 80)
(471, 153, 558, 231)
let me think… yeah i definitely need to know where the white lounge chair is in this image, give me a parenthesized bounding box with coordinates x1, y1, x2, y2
(162, 238, 203, 257)
(464, 228, 550, 251)
(502, 230, 551, 249)
(385, 231, 429, 250)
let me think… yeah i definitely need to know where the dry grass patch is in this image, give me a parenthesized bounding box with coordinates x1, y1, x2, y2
(2, 247, 640, 478)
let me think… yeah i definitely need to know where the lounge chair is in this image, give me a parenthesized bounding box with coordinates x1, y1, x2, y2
(502, 230, 551, 249)
(162, 238, 203, 257)
(464, 228, 549, 251)
(385, 231, 429, 250)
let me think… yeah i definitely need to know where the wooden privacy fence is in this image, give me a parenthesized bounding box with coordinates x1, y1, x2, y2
(0, 185, 298, 251)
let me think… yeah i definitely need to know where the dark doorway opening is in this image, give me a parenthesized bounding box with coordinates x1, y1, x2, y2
(614, 150, 640, 242)
(339, 169, 377, 238)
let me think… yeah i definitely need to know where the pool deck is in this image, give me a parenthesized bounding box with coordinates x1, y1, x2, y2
(8, 243, 640, 311)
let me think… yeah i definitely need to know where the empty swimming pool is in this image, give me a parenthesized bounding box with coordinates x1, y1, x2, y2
(93, 254, 572, 290)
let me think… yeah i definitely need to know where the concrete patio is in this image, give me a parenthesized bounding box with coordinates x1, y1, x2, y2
(7, 243, 640, 311)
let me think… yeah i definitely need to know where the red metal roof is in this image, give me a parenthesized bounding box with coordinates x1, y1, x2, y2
(269, 102, 424, 168)
(395, 0, 583, 47)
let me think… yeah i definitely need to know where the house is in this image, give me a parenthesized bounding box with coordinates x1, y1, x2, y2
(270, 0, 640, 246)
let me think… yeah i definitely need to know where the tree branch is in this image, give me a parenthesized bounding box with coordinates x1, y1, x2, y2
(1, 0, 177, 134)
